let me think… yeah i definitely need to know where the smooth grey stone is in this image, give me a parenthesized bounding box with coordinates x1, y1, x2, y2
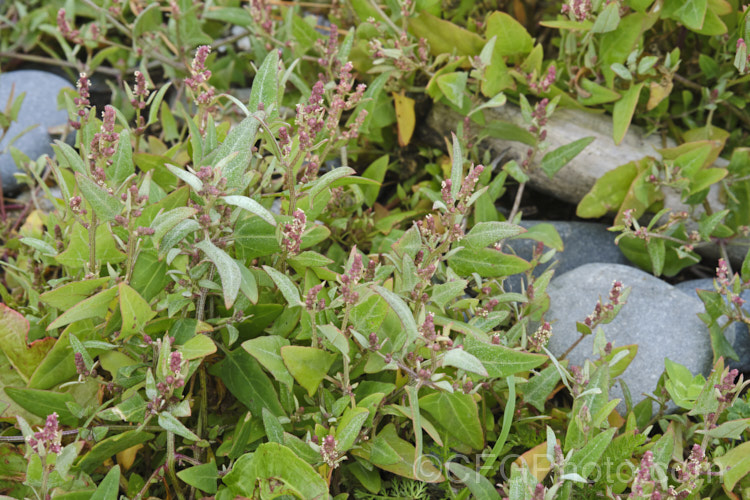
(675, 278, 750, 373)
(0, 70, 73, 194)
(546, 263, 713, 415)
(504, 220, 631, 293)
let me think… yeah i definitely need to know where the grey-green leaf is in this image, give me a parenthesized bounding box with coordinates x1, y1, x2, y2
(263, 266, 302, 306)
(217, 116, 261, 188)
(223, 195, 276, 226)
(75, 173, 122, 222)
(195, 239, 241, 308)
(464, 222, 525, 248)
(540, 137, 595, 178)
(248, 51, 279, 115)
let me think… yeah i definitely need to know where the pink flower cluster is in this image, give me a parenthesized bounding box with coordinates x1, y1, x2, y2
(26, 413, 62, 456)
(340, 253, 364, 305)
(561, 0, 592, 21)
(529, 321, 552, 352)
(305, 284, 325, 311)
(583, 280, 624, 327)
(527, 65, 557, 93)
(89, 105, 120, 169)
(185, 45, 215, 106)
(320, 434, 340, 468)
(57, 9, 82, 44)
(282, 209, 306, 256)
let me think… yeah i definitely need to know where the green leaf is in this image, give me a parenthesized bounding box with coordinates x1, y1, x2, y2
(223, 443, 328, 498)
(646, 238, 665, 276)
(308, 167, 356, 200)
(89, 465, 120, 500)
(119, 283, 156, 338)
(53, 141, 86, 175)
(485, 12, 534, 57)
(180, 334, 216, 360)
(132, 2, 162, 39)
(512, 223, 564, 251)
(165, 163, 203, 191)
(336, 406, 369, 453)
(151, 207, 198, 246)
(223, 195, 276, 226)
(714, 441, 750, 491)
(664, 0, 707, 30)
(47, 286, 118, 331)
(451, 132, 463, 200)
(448, 248, 531, 277)
(196, 239, 241, 309)
(612, 83, 644, 145)
(442, 349, 489, 376)
(540, 137, 595, 178)
(350, 293, 388, 333)
(159, 219, 201, 258)
(77, 431, 154, 473)
(291, 14, 321, 53)
(591, 2, 621, 33)
(577, 161, 639, 218)
(436, 72, 467, 109)
(75, 173, 122, 222)
(159, 411, 199, 441)
(29, 322, 96, 390)
(408, 11, 484, 57)
(20, 237, 56, 256)
(351, 424, 443, 482)
(361, 155, 389, 207)
(55, 223, 126, 270)
(263, 265, 302, 306)
(280, 346, 335, 396)
(130, 250, 170, 301)
(522, 363, 563, 411)
(431, 280, 468, 309)
(262, 407, 284, 443)
(289, 251, 334, 269)
(318, 324, 349, 358)
(567, 428, 616, 479)
(464, 336, 547, 378)
(464, 221, 525, 248)
(242, 336, 294, 387)
(446, 462, 502, 500)
(40, 278, 109, 310)
(177, 461, 219, 494)
(147, 82, 173, 126)
(372, 286, 419, 345)
(248, 50, 279, 116)
(420, 391, 484, 450)
(208, 348, 285, 416)
(108, 129, 133, 186)
(217, 116, 261, 188)
(4, 388, 77, 426)
(741, 248, 750, 283)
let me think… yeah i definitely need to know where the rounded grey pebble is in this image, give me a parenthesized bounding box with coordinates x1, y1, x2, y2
(0, 70, 73, 194)
(545, 263, 713, 415)
(504, 220, 632, 293)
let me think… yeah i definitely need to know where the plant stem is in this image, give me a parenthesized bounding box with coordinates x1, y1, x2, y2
(166, 431, 186, 500)
(195, 266, 215, 322)
(508, 181, 526, 223)
(560, 333, 585, 360)
(88, 213, 98, 276)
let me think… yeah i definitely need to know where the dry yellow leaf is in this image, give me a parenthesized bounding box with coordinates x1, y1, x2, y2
(647, 79, 673, 111)
(514, 441, 554, 482)
(392, 92, 416, 147)
(117, 444, 143, 471)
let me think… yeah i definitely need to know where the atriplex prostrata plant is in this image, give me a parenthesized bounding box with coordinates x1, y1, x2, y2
(1, 1, 750, 499)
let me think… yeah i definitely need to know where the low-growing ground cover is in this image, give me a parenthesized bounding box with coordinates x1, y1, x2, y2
(0, 0, 749, 498)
